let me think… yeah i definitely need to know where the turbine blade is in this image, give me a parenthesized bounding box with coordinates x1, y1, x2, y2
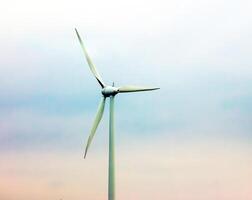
(118, 85, 160, 93)
(75, 28, 105, 88)
(84, 97, 106, 158)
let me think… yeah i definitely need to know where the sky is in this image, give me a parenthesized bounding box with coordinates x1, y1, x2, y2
(0, 0, 252, 199)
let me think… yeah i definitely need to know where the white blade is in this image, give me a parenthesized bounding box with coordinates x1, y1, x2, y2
(75, 28, 105, 88)
(118, 85, 160, 93)
(84, 97, 106, 158)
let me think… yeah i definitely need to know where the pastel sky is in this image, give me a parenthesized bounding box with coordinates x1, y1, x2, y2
(1, 0, 252, 199)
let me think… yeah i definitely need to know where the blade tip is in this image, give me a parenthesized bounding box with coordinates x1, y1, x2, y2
(75, 28, 79, 36)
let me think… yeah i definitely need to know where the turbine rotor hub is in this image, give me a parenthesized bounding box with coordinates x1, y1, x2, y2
(102, 86, 119, 97)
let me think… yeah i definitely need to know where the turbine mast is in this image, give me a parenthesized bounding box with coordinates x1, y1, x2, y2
(109, 95, 115, 200)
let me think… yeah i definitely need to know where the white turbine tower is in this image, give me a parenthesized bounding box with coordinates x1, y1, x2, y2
(75, 28, 159, 200)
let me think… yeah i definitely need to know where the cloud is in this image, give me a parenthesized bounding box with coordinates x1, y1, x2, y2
(0, 137, 252, 200)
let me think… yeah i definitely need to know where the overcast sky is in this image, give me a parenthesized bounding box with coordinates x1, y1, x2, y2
(0, 0, 252, 199)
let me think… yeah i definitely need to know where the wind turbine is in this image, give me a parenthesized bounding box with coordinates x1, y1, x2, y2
(75, 28, 159, 200)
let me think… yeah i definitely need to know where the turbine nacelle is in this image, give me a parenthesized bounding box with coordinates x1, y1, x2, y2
(101, 86, 119, 97)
